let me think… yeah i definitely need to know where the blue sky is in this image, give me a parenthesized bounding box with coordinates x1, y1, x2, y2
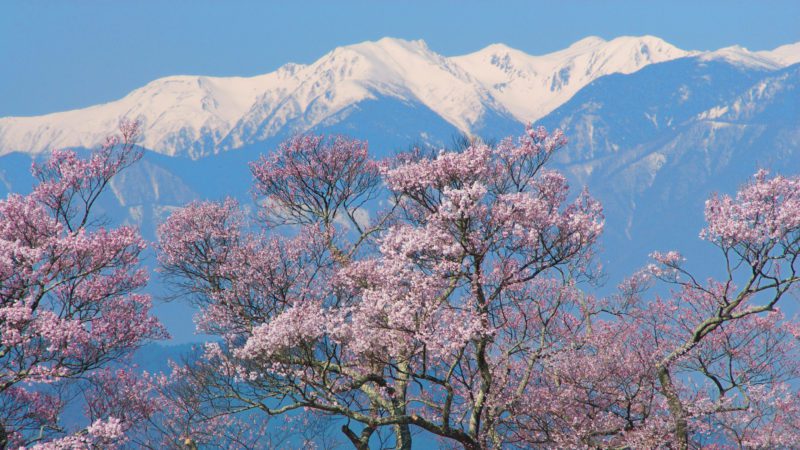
(1, 0, 799, 117)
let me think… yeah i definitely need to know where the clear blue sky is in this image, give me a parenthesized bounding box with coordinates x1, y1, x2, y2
(2, 0, 799, 117)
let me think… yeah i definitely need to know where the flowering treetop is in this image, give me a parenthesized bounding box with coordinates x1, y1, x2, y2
(0, 121, 166, 448)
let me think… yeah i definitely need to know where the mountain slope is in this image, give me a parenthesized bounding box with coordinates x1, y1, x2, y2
(537, 60, 800, 278)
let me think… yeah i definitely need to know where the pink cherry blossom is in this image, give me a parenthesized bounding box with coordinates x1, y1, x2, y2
(0, 122, 166, 448)
(155, 128, 800, 449)
(159, 127, 608, 449)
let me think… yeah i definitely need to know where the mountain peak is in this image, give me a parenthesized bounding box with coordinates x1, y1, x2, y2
(702, 45, 783, 70)
(452, 35, 691, 124)
(377, 36, 429, 48)
(343, 37, 430, 55)
(476, 42, 522, 55)
(604, 35, 688, 55)
(566, 35, 607, 50)
(764, 41, 800, 66)
(611, 34, 668, 45)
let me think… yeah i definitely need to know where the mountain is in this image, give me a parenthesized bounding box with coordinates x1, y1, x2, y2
(217, 38, 518, 155)
(765, 42, 800, 66)
(0, 70, 297, 158)
(538, 59, 800, 279)
(0, 35, 737, 159)
(452, 35, 692, 123)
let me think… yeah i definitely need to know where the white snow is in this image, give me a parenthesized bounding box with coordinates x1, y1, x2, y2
(762, 42, 800, 66)
(223, 37, 504, 150)
(700, 45, 784, 70)
(1, 36, 798, 158)
(697, 105, 730, 120)
(0, 72, 298, 158)
(700, 41, 800, 70)
(452, 35, 693, 122)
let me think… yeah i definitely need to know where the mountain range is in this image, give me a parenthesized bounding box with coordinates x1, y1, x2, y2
(2, 35, 798, 159)
(2, 35, 800, 342)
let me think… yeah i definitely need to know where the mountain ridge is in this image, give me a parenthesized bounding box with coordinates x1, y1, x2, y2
(3, 35, 797, 159)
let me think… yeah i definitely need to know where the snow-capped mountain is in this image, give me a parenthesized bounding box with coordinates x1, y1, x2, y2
(0, 70, 297, 158)
(6, 35, 796, 159)
(218, 38, 512, 153)
(697, 41, 800, 70)
(452, 35, 692, 123)
(1, 37, 514, 158)
(766, 42, 800, 66)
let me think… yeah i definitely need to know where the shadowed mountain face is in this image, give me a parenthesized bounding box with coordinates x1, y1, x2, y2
(2, 56, 799, 341)
(540, 60, 800, 280)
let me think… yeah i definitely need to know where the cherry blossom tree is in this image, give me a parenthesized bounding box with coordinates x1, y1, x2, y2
(508, 169, 800, 448)
(631, 170, 800, 448)
(0, 122, 167, 448)
(158, 129, 605, 448)
(157, 129, 800, 449)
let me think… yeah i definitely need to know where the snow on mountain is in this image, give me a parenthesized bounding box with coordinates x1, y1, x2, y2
(0, 68, 302, 158)
(700, 45, 784, 70)
(220, 38, 506, 151)
(1, 36, 798, 158)
(699, 41, 800, 70)
(451, 35, 693, 123)
(696, 64, 800, 124)
(760, 42, 800, 66)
